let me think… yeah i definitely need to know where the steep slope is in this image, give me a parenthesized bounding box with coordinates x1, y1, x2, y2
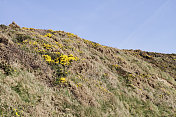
(0, 22, 176, 117)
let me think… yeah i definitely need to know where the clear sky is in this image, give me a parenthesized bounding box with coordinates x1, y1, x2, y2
(0, 0, 175, 54)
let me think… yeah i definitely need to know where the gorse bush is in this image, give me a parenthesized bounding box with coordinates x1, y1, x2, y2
(59, 54, 78, 66)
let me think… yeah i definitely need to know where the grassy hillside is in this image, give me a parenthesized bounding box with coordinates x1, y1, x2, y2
(0, 22, 176, 117)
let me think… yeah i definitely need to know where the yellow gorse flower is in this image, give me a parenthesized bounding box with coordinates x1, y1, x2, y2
(59, 54, 78, 65)
(48, 29, 54, 32)
(23, 39, 28, 43)
(60, 77, 66, 83)
(33, 41, 37, 45)
(44, 33, 52, 38)
(66, 32, 78, 38)
(43, 43, 52, 49)
(42, 55, 53, 63)
(55, 42, 63, 48)
(13, 108, 20, 116)
(42, 54, 77, 65)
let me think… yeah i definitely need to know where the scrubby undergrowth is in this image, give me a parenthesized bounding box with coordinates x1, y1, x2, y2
(0, 22, 176, 117)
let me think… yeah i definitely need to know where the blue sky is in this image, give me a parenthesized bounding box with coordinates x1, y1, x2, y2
(0, 0, 175, 53)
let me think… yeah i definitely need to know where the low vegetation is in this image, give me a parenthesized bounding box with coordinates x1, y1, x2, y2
(0, 22, 175, 117)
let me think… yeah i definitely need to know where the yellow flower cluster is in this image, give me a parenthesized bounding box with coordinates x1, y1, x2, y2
(146, 55, 152, 58)
(22, 38, 63, 52)
(22, 27, 28, 30)
(59, 54, 78, 66)
(7, 106, 23, 117)
(33, 41, 38, 45)
(76, 49, 83, 54)
(44, 33, 52, 38)
(83, 39, 101, 48)
(55, 42, 63, 48)
(48, 29, 54, 32)
(59, 77, 66, 83)
(56, 30, 65, 34)
(42, 54, 78, 65)
(13, 108, 20, 116)
(37, 49, 46, 53)
(128, 73, 134, 77)
(42, 55, 54, 63)
(76, 83, 82, 87)
(66, 32, 78, 38)
(22, 39, 28, 43)
(22, 40, 38, 45)
(43, 43, 52, 49)
(112, 64, 120, 69)
(139, 73, 151, 79)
